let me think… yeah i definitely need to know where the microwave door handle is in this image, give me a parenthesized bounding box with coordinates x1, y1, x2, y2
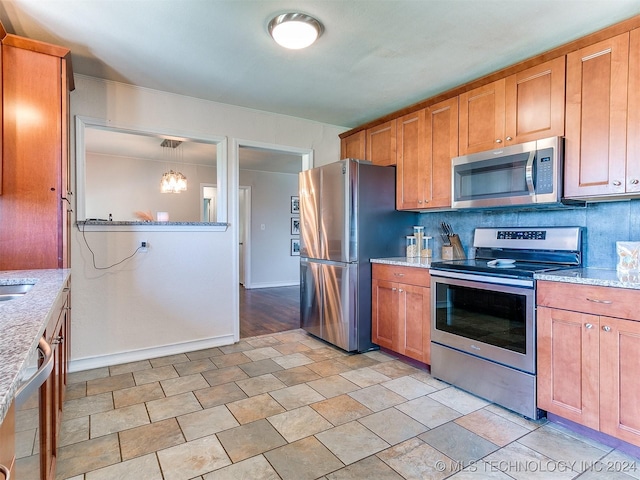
(525, 151, 535, 196)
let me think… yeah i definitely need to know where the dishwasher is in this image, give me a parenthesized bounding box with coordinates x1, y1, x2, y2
(14, 337, 55, 479)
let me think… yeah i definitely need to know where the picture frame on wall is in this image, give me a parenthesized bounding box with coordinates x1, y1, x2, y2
(291, 196, 300, 214)
(290, 238, 300, 256)
(291, 217, 300, 235)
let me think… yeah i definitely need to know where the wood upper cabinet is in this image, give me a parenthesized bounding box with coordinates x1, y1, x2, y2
(459, 57, 565, 155)
(396, 98, 458, 210)
(427, 98, 458, 209)
(0, 36, 72, 269)
(366, 119, 397, 166)
(372, 264, 430, 364)
(564, 32, 636, 198)
(340, 130, 366, 160)
(396, 109, 427, 210)
(537, 281, 640, 447)
(459, 79, 506, 155)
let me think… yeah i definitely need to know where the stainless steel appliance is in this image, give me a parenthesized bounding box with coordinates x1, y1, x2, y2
(430, 226, 582, 419)
(299, 158, 415, 352)
(452, 136, 564, 209)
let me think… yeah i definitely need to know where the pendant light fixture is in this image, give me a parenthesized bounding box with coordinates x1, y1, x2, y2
(268, 13, 324, 50)
(160, 139, 187, 193)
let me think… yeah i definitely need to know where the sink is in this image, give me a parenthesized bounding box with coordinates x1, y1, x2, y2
(0, 284, 34, 301)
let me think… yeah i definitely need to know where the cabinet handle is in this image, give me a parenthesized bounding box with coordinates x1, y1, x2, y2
(393, 273, 405, 277)
(585, 323, 593, 329)
(495, 139, 502, 144)
(0, 464, 10, 480)
(586, 297, 612, 304)
(398, 288, 404, 293)
(631, 179, 639, 185)
(613, 180, 622, 186)
(392, 287, 397, 291)
(602, 326, 611, 332)
(418, 200, 423, 204)
(506, 136, 512, 141)
(52, 335, 64, 345)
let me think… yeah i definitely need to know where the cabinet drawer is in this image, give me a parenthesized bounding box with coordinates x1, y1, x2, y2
(537, 281, 640, 320)
(372, 264, 430, 287)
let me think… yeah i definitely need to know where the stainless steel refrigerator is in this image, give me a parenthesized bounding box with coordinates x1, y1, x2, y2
(299, 158, 416, 352)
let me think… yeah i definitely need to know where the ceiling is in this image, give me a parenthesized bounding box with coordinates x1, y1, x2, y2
(2, 0, 640, 173)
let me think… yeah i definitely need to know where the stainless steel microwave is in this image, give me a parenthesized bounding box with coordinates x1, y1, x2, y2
(451, 136, 563, 209)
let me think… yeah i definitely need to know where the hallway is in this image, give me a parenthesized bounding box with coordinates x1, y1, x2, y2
(240, 286, 300, 338)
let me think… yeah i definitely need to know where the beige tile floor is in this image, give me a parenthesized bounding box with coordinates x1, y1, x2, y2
(15, 329, 640, 479)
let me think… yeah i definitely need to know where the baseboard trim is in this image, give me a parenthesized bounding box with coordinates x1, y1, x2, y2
(244, 281, 300, 289)
(69, 334, 236, 373)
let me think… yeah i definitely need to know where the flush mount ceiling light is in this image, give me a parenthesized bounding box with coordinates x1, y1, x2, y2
(268, 13, 324, 49)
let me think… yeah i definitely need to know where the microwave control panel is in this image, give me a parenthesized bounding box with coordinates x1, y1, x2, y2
(535, 149, 554, 194)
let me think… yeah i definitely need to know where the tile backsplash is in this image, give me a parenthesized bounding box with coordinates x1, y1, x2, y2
(415, 199, 640, 268)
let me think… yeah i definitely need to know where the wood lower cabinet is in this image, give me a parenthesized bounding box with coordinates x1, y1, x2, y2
(366, 119, 397, 166)
(396, 98, 458, 210)
(0, 402, 15, 480)
(459, 57, 565, 155)
(340, 130, 366, 160)
(0, 34, 73, 269)
(537, 281, 640, 447)
(564, 31, 639, 199)
(41, 281, 70, 480)
(372, 264, 430, 364)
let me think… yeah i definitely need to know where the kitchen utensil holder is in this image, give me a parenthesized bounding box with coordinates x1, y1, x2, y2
(442, 245, 454, 260)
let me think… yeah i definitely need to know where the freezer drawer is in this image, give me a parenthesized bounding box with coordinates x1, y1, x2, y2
(300, 259, 357, 351)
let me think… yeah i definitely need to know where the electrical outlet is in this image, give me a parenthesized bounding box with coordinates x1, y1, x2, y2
(140, 241, 148, 252)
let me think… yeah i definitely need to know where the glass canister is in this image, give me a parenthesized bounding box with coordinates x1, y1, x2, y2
(406, 235, 418, 257)
(413, 226, 424, 252)
(420, 236, 433, 258)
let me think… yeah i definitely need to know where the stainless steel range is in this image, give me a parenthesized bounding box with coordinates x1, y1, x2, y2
(429, 226, 583, 419)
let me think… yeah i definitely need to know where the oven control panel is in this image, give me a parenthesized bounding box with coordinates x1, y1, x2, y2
(497, 230, 546, 240)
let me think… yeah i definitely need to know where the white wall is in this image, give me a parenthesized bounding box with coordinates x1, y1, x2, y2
(239, 169, 300, 288)
(86, 152, 217, 221)
(70, 75, 346, 371)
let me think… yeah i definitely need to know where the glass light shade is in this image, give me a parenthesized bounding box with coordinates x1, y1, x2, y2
(268, 13, 323, 50)
(160, 170, 187, 193)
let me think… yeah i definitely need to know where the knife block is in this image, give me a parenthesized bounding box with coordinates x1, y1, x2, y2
(443, 235, 466, 260)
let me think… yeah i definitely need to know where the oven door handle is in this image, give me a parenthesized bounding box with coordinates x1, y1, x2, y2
(525, 151, 535, 196)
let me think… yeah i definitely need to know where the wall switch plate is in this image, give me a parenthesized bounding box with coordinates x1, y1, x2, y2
(140, 241, 148, 252)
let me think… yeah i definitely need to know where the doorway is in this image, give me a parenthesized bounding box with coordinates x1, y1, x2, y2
(236, 142, 312, 338)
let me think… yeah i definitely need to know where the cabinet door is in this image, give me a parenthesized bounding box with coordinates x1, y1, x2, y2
(0, 45, 63, 269)
(458, 79, 505, 155)
(0, 403, 15, 479)
(366, 119, 397, 166)
(537, 306, 599, 429)
(599, 316, 640, 447)
(372, 279, 398, 350)
(565, 33, 629, 198)
(398, 284, 430, 364)
(505, 56, 565, 144)
(627, 28, 640, 194)
(396, 110, 427, 210)
(427, 97, 458, 209)
(341, 130, 366, 160)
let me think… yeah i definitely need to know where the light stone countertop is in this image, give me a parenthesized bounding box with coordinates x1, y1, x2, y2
(0, 269, 71, 424)
(371, 257, 438, 269)
(535, 267, 640, 290)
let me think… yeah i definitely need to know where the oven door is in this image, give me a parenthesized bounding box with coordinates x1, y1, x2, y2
(430, 272, 536, 373)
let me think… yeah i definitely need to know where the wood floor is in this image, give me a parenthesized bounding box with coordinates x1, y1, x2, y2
(239, 285, 300, 338)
